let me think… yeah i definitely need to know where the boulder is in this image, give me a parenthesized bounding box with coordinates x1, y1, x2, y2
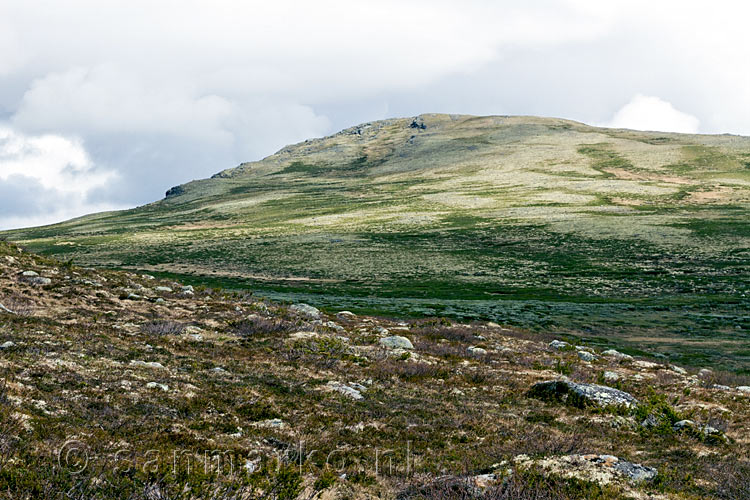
(601, 349, 633, 361)
(336, 311, 356, 320)
(326, 381, 364, 400)
(578, 351, 596, 362)
(549, 340, 570, 350)
(379, 335, 414, 350)
(289, 303, 321, 320)
(528, 379, 638, 408)
(737, 386, 750, 394)
(603, 371, 620, 382)
(154, 286, 173, 293)
(468, 346, 488, 356)
(146, 382, 169, 392)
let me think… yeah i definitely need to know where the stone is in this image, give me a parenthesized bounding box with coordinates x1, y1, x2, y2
(326, 381, 363, 400)
(146, 382, 169, 392)
(603, 371, 620, 382)
(736, 386, 750, 394)
(468, 346, 488, 356)
(698, 368, 713, 377)
(374, 326, 390, 335)
(633, 360, 660, 370)
(130, 360, 166, 370)
(336, 311, 356, 320)
(672, 419, 694, 431)
(26, 276, 51, 286)
(181, 285, 194, 293)
(289, 303, 321, 320)
(670, 365, 687, 375)
(549, 340, 570, 350)
(126, 293, 141, 300)
(601, 349, 633, 361)
(154, 286, 173, 293)
(641, 414, 660, 428)
(379, 335, 414, 350)
(21, 270, 38, 277)
(528, 379, 638, 408)
(578, 351, 596, 362)
(0, 341, 15, 349)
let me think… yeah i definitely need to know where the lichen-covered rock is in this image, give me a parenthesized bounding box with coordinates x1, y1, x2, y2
(326, 381, 364, 400)
(528, 379, 638, 408)
(549, 340, 570, 350)
(289, 303, 321, 320)
(601, 349, 633, 361)
(578, 350, 596, 362)
(379, 335, 413, 350)
(513, 453, 656, 485)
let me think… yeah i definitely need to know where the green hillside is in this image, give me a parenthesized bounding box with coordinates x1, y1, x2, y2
(4, 114, 750, 370)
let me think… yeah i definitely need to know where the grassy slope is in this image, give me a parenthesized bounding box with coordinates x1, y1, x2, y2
(4, 114, 750, 371)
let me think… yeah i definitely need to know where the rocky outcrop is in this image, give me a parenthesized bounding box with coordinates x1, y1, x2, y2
(528, 379, 638, 408)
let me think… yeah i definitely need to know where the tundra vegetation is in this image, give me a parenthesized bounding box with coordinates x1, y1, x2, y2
(0, 241, 749, 499)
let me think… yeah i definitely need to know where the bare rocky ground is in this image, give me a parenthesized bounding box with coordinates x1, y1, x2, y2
(0, 239, 748, 500)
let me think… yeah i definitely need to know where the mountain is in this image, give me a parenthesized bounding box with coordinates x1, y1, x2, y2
(3, 114, 750, 371)
(1, 239, 749, 498)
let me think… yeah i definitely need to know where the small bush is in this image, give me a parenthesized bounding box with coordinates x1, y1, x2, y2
(140, 320, 186, 336)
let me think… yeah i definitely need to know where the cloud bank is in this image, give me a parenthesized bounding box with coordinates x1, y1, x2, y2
(1, 0, 749, 228)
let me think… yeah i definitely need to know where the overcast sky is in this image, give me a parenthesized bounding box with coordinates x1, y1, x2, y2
(1, 1, 749, 229)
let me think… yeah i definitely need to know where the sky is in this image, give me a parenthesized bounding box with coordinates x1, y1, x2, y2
(1, 0, 749, 229)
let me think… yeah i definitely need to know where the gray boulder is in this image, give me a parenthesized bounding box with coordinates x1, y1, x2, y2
(578, 351, 596, 362)
(289, 303, 321, 320)
(601, 349, 633, 361)
(549, 340, 571, 350)
(379, 335, 414, 350)
(528, 379, 638, 408)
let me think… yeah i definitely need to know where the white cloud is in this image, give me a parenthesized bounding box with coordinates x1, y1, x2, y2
(1, 1, 750, 228)
(605, 94, 700, 134)
(0, 125, 121, 229)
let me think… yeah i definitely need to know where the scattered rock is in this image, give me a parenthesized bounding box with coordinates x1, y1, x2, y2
(601, 349, 633, 361)
(513, 453, 656, 485)
(289, 303, 321, 320)
(24, 276, 51, 286)
(154, 286, 173, 293)
(670, 364, 687, 375)
(578, 351, 596, 362)
(0, 341, 16, 349)
(698, 368, 713, 377)
(254, 418, 285, 429)
(126, 293, 142, 300)
(21, 271, 38, 277)
(641, 414, 660, 428)
(736, 386, 750, 394)
(632, 360, 660, 370)
(336, 311, 356, 320)
(603, 371, 620, 382)
(528, 379, 638, 408)
(326, 381, 364, 400)
(146, 382, 169, 392)
(379, 335, 414, 350)
(468, 346, 488, 356)
(130, 360, 166, 370)
(549, 340, 570, 350)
